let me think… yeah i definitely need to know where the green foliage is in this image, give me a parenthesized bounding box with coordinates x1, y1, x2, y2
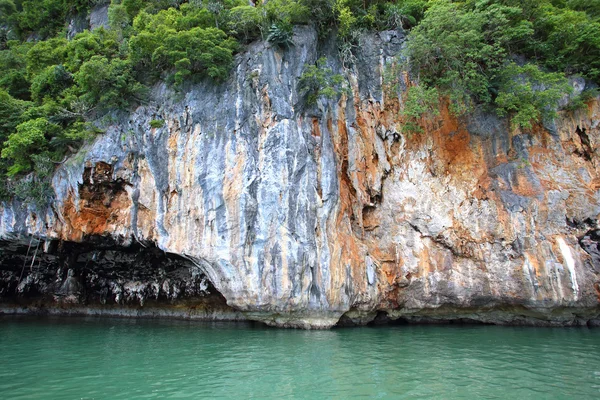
(122, 0, 146, 20)
(400, 85, 440, 134)
(0, 41, 32, 100)
(267, 22, 293, 49)
(30, 64, 73, 103)
(16, 0, 67, 37)
(1, 118, 58, 175)
(298, 0, 335, 36)
(0, 28, 8, 50)
(9, 166, 54, 207)
(25, 38, 68, 77)
(0, 0, 16, 20)
(108, 3, 132, 37)
(531, 4, 600, 82)
(563, 88, 600, 112)
(401, 85, 439, 131)
(298, 57, 345, 105)
(328, 0, 429, 38)
(129, 8, 237, 83)
(405, 1, 532, 110)
(75, 56, 143, 109)
(16, 0, 93, 38)
(0, 1, 17, 48)
(149, 119, 165, 128)
(65, 28, 120, 72)
(263, 0, 309, 25)
(0, 89, 32, 143)
(567, 0, 600, 19)
(383, 0, 428, 29)
(495, 63, 572, 129)
(334, 0, 358, 38)
(399, 0, 594, 128)
(132, 5, 213, 33)
(227, 5, 263, 42)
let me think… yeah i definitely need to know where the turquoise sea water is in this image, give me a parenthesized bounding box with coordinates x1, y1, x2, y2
(0, 317, 599, 399)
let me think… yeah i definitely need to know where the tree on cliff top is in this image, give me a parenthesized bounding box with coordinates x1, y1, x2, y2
(401, 0, 595, 131)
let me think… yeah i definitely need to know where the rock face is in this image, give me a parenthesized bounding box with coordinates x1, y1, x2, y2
(68, 4, 110, 39)
(1, 27, 600, 328)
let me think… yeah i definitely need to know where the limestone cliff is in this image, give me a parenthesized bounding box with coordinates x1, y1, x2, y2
(1, 27, 600, 328)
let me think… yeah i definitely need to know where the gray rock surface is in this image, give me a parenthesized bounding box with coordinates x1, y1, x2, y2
(89, 4, 110, 31)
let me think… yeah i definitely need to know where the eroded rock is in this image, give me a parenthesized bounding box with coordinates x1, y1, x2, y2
(1, 27, 599, 328)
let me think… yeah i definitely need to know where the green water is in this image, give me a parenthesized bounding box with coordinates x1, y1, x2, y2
(1, 318, 599, 399)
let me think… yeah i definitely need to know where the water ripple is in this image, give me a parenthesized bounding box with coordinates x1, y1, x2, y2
(1, 319, 599, 399)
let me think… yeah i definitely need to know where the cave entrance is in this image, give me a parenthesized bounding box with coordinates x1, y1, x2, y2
(0, 236, 239, 320)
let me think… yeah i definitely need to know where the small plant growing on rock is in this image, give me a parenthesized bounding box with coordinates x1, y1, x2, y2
(298, 57, 345, 106)
(150, 119, 165, 129)
(563, 88, 600, 113)
(400, 85, 440, 134)
(267, 22, 294, 49)
(495, 63, 572, 130)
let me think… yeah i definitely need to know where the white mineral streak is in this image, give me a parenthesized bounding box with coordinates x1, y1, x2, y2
(557, 237, 580, 300)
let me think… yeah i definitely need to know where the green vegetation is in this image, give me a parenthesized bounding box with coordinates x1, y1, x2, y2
(401, 0, 600, 131)
(563, 88, 600, 112)
(298, 58, 345, 105)
(266, 22, 294, 49)
(149, 119, 165, 128)
(0, 0, 598, 201)
(13, 0, 92, 39)
(494, 63, 572, 129)
(129, 13, 238, 84)
(0, 0, 325, 201)
(0, 89, 30, 143)
(2, 118, 59, 176)
(401, 85, 439, 134)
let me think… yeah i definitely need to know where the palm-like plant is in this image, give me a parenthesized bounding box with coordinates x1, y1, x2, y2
(267, 22, 293, 49)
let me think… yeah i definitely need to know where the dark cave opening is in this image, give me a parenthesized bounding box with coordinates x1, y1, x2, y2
(335, 309, 495, 328)
(578, 229, 600, 273)
(575, 126, 593, 161)
(0, 236, 231, 315)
